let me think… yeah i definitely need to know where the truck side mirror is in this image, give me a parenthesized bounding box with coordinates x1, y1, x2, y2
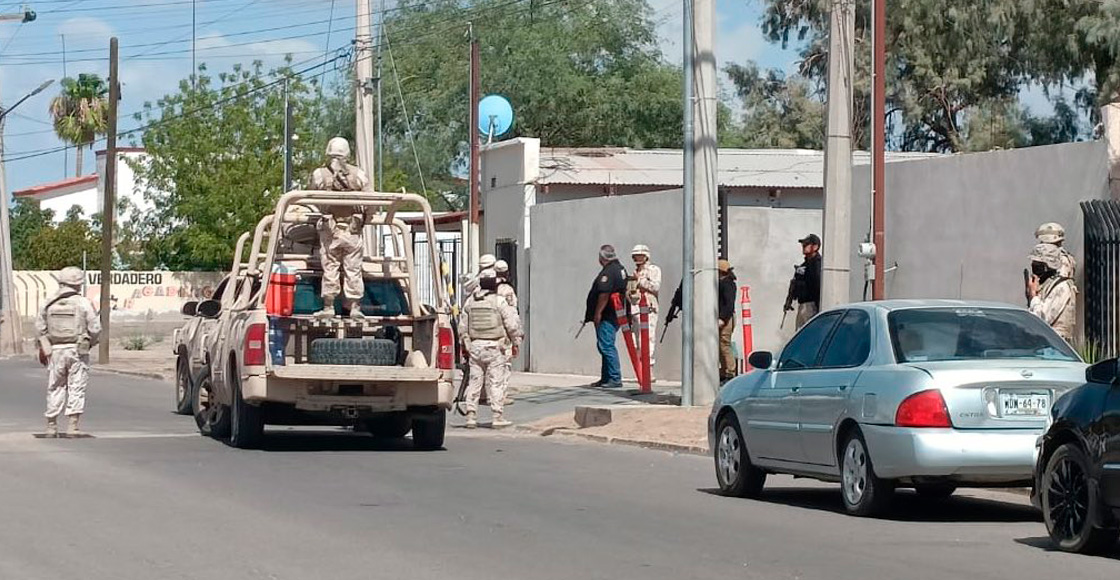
(197, 300, 222, 319)
(181, 301, 198, 317)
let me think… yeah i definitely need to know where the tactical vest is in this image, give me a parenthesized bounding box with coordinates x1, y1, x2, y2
(467, 294, 505, 341)
(46, 294, 84, 345)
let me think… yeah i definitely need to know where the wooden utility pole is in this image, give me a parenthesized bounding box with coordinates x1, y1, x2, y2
(871, 0, 887, 300)
(99, 37, 119, 364)
(468, 30, 480, 273)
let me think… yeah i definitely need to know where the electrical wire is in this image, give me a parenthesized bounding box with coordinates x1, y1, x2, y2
(385, 27, 427, 196)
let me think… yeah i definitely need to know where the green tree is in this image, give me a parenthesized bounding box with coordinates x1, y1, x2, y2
(21, 206, 101, 271)
(378, 0, 683, 199)
(49, 74, 109, 176)
(725, 61, 825, 149)
(127, 61, 330, 270)
(10, 199, 53, 270)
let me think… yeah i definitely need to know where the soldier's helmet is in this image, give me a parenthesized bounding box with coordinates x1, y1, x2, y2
(57, 267, 84, 288)
(1036, 222, 1066, 244)
(631, 244, 651, 258)
(479, 254, 497, 270)
(326, 137, 351, 159)
(1030, 243, 1063, 270)
(495, 259, 509, 274)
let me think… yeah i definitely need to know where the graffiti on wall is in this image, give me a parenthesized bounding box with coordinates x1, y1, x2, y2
(14, 271, 225, 319)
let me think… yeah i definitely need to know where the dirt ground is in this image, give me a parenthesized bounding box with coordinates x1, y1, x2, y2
(527, 406, 709, 451)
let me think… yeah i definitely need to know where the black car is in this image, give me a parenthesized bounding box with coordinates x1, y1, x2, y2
(1034, 358, 1120, 554)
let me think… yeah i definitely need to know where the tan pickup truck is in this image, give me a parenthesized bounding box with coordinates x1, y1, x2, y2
(189, 190, 455, 449)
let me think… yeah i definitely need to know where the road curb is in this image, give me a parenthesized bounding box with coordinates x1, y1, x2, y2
(516, 425, 707, 456)
(91, 367, 170, 382)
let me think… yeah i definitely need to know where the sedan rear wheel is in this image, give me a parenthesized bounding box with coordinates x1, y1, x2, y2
(840, 430, 894, 517)
(714, 414, 765, 498)
(1043, 444, 1119, 554)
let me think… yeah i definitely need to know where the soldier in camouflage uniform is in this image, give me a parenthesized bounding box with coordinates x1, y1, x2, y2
(1036, 222, 1077, 280)
(35, 267, 101, 437)
(459, 269, 522, 428)
(310, 137, 370, 320)
(494, 259, 518, 309)
(628, 244, 661, 380)
(1028, 243, 1076, 343)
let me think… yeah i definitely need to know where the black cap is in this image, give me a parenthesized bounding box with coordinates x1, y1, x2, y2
(799, 234, 821, 246)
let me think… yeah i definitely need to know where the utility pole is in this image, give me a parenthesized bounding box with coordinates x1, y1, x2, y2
(682, 0, 719, 406)
(871, 0, 886, 300)
(99, 37, 119, 365)
(468, 28, 481, 274)
(821, 0, 854, 309)
(0, 6, 44, 356)
(282, 78, 291, 192)
(375, 0, 385, 192)
(354, 0, 375, 174)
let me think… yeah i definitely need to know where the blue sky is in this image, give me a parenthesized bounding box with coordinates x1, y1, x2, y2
(0, 0, 788, 194)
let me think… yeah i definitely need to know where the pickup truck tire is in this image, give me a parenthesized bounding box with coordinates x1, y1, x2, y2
(364, 413, 412, 439)
(193, 366, 230, 439)
(309, 338, 398, 366)
(411, 409, 446, 451)
(228, 366, 264, 449)
(175, 357, 193, 416)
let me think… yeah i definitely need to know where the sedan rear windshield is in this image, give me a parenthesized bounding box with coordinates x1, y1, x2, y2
(888, 308, 1078, 363)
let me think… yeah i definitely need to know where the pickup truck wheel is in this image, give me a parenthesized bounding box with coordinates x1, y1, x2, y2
(411, 410, 446, 451)
(364, 414, 412, 439)
(175, 358, 193, 415)
(228, 369, 264, 449)
(193, 367, 230, 439)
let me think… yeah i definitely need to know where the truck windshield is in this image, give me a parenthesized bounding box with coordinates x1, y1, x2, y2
(889, 308, 1079, 363)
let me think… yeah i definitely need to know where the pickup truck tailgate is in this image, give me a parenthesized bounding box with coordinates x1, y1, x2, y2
(271, 365, 442, 382)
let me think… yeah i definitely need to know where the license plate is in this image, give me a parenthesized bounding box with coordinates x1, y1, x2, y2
(1000, 392, 1050, 417)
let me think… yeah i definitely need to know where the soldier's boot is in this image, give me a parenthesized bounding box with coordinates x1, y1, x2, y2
(68, 414, 82, 436)
(465, 411, 478, 429)
(45, 417, 58, 438)
(348, 300, 366, 321)
(315, 295, 337, 319)
(491, 412, 512, 429)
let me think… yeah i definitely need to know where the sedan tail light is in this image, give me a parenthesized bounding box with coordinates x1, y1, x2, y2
(896, 389, 952, 428)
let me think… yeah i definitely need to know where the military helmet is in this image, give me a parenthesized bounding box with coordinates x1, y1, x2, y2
(479, 254, 497, 270)
(57, 266, 84, 288)
(1030, 243, 1063, 270)
(326, 137, 351, 159)
(631, 244, 651, 258)
(1036, 222, 1066, 244)
(494, 259, 509, 274)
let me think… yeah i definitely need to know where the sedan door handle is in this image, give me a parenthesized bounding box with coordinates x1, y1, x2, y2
(837, 385, 849, 391)
(791, 386, 800, 393)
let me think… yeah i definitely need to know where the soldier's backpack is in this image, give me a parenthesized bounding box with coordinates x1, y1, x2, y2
(45, 292, 82, 345)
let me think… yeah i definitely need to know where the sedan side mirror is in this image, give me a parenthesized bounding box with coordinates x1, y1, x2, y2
(197, 299, 222, 319)
(1086, 358, 1119, 385)
(748, 351, 774, 370)
(181, 301, 198, 317)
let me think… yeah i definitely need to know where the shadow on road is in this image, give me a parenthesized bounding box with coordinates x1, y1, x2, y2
(699, 486, 1041, 523)
(1014, 537, 1120, 561)
(255, 431, 440, 453)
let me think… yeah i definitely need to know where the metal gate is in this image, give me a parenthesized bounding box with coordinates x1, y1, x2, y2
(1081, 200, 1120, 357)
(411, 235, 461, 307)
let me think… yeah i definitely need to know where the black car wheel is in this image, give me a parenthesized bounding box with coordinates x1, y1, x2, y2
(1043, 443, 1119, 554)
(174, 358, 193, 416)
(714, 413, 766, 498)
(411, 409, 446, 451)
(840, 429, 895, 517)
(228, 364, 264, 449)
(193, 366, 230, 439)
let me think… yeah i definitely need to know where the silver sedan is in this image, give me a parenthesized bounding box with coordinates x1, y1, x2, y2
(708, 300, 1086, 516)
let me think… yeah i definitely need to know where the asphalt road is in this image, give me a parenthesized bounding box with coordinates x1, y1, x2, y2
(0, 357, 1117, 580)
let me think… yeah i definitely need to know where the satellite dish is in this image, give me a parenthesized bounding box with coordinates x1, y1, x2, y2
(478, 95, 514, 141)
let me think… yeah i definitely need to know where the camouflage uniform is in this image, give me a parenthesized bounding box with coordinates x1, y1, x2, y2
(459, 274, 522, 427)
(310, 146, 370, 307)
(35, 269, 101, 436)
(1029, 244, 1076, 342)
(628, 251, 661, 373)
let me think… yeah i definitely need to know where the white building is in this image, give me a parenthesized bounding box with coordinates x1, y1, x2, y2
(13, 147, 156, 221)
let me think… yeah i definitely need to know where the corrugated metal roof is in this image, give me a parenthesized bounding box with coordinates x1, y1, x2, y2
(536, 148, 941, 189)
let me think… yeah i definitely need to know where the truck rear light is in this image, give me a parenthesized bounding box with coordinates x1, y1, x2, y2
(244, 323, 267, 366)
(895, 389, 952, 428)
(437, 327, 454, 370)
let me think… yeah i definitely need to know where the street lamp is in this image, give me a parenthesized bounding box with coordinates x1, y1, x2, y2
(0, 78, 55, 355)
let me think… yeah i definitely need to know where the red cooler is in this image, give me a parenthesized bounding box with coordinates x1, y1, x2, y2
(266, 265, 296, 316)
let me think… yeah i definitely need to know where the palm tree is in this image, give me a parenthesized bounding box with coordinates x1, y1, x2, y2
(49, 74, 109, 177)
